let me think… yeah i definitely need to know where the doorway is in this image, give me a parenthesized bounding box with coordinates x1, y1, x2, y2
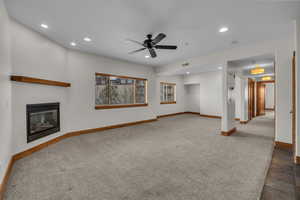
(248, 78, 255, 120)
(256, 82, 266, 116)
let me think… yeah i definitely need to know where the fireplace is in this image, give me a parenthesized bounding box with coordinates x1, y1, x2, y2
(26, 103, 60, 143)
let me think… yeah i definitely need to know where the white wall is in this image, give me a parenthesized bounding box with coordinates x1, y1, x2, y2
(10, 20, 69, 154)
(275, 38, 294, 143)
(222, 63, 236, 132)
(10, 20, 157, 154)
(66, 51, 156, 132)
(155, 75, 185, 116)
(265, 83, 275, 109)
(159, 36, 294, 143)
(184, 84, 200, 113)
(0, 0, 12, 183)
(182, 71, 243, 120)
(240, 78, 249, 122)
(184, 71, 222, 116)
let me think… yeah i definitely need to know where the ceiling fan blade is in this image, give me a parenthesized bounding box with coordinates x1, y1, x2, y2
(152, 33, 166, 44)
(155, 45, 177, 50)
(126, 39, 144, 46)
(128, 48, 146, 54)
(149, 48, 157, 58)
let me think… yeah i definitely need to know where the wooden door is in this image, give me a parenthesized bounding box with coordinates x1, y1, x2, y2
(256, 82, 266, 116)
(292, 51, 296, 159)
(248, 78, 255, 120)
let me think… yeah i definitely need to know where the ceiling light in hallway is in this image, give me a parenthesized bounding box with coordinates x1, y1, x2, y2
(251, 65, 264, 75)
(262, 76, 272, 81)
(145, 55, 150, 58)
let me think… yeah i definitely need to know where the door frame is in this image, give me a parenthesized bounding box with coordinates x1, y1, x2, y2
(292, 51, 296, 161)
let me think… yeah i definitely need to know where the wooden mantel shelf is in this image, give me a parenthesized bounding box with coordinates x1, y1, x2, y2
(10, 75, 71, 87)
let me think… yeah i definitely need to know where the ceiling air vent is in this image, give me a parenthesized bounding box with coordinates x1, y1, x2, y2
(182, 62, 190, 67)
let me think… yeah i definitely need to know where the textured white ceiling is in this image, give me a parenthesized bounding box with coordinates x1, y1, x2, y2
(5, 0, 300, 67)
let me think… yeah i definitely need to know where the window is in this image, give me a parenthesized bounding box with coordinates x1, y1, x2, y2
(95, 73, 147, 109)
(160, 82, 176, 104)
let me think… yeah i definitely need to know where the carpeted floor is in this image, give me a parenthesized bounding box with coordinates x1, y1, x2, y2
(5, 113, 275, 200)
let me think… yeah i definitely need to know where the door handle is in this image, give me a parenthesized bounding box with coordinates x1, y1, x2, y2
(290, 110, 294, 114)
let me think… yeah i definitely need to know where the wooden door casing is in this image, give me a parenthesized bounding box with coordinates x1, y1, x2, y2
(292, 51, 296, 159)
(248, 78, 255, 120)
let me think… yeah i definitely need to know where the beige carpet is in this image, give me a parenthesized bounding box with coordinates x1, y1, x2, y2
(5, 114, 274, 200)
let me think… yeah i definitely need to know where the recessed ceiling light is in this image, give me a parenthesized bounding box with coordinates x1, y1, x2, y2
(40, 24, 48, 29)
(145, 55, 150, 58)
(186, 72, 190, 74)
(84, 37, 92, 42)
(70, 42, 77, 47)
(218, 67, 222, 70)
(219, 27, 229, 33)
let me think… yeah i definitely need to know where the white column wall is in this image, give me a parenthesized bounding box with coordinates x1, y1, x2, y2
(222, 63, 236, 132)
(0, 0, 12, 183)
(240, 78, 249, 122)
(274, 38, 294, 143)
(234, 76, 241, 119)
(265, 83, 275, 109)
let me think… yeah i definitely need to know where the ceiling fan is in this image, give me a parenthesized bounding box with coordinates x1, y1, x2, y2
(127, 33, 177, 58)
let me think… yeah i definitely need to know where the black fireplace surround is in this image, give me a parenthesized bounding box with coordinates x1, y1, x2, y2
(26, 102, 60, 143)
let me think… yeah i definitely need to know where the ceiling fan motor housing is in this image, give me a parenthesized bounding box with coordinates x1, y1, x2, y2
(128, 33, 177, 58)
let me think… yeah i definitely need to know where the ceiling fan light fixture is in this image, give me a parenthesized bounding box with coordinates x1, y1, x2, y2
(250, 65, 264, 75)
(127, 33, 177, 58)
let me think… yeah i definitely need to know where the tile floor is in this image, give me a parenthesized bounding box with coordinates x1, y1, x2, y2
(261, 146, 300, 200)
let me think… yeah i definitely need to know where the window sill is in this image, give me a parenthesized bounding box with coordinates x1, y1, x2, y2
(160, 101, 176, 104)
(95, 103, 148, 110)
